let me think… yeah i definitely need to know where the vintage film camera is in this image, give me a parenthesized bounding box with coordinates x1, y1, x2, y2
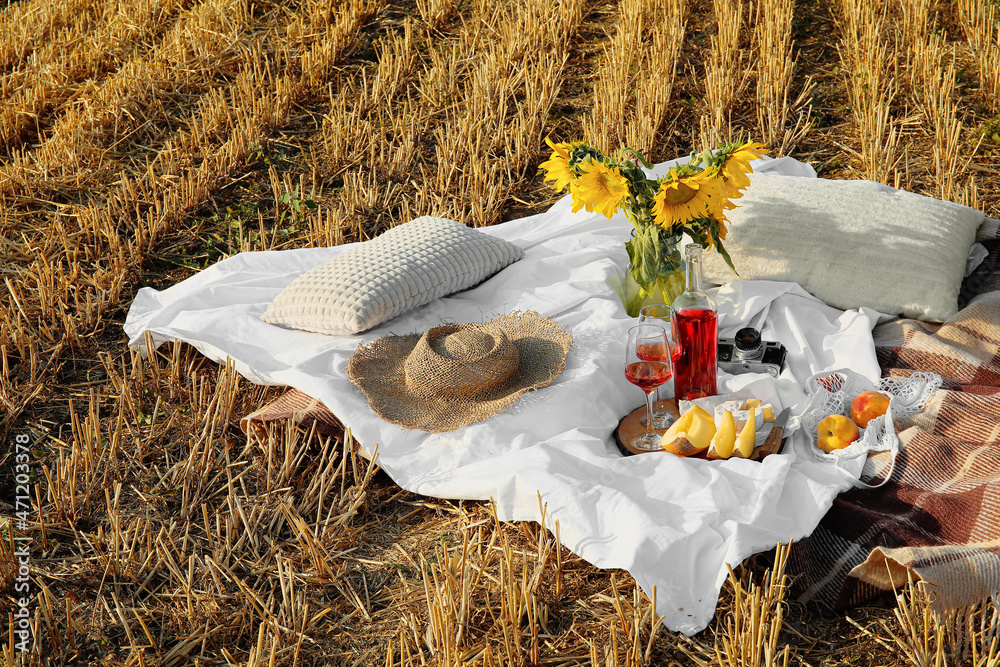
(718, 327, 787, 377)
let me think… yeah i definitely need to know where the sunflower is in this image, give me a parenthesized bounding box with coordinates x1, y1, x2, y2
(720, 141, 767, 196)
(652, 167, 727, 232)
(714, 216, 729, 243)
(569, 158, 630, 219)
(539, 136, 583, 192)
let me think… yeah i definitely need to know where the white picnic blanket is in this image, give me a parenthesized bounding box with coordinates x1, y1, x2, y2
(124, 156, 887, 635)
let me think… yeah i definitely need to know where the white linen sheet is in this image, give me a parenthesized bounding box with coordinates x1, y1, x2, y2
(124, 156, 886, 635)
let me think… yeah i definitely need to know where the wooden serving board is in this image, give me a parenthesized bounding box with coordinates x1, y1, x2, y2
(614, 400, 785, 460)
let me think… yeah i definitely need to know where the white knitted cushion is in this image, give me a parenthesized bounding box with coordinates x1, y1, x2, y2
(262, 216, 523, 334)
(701, 174, 985, 321)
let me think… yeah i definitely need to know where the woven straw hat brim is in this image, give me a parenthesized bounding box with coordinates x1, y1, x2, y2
(347, 311, 572, 433)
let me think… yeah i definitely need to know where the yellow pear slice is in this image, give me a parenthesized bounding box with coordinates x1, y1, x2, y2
(742, 398, 762, 409)
(661, 405, 715, 456)
(706, 410, 737, 460)
(661, 410, 693, 441)
(733, 409, 757, 458)
(761, 405, 775, 422)
(660, 410, 694, 455)
(683, 405, 716, 449)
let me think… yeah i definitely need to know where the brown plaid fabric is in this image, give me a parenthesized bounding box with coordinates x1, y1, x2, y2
(789, 228, 1000, 611)
(240, 390, 359, 448)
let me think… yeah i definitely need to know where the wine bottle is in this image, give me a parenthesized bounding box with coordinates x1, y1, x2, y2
(671, 244, 718, 400)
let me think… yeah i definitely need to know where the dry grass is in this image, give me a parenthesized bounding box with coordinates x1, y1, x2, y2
(957, 0, 1000, 115)
(2, 0, 1000, 663)
(751, 0, 812, 156)
(836, 0, 901, 183)
(582, 0, 685, 155)
(699, 0, 750, 147)
(844, 574, 1000, 667)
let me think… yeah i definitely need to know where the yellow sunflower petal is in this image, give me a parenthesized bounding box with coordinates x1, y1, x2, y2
(540, 153, 574, 191)
(569, 159, 630, 219)
(545, 135, 572, 160)
(540, 138, 586, 192)
(652, 168, 726, 229)
(721, 141, 768, 186)
(723, 166, 752, 190)
(731, 141, 768, 163)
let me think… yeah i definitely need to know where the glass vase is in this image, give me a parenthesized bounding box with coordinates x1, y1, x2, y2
(624, 231, 685, 317)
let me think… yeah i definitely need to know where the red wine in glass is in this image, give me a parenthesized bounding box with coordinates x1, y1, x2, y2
(640, 340, 681, 364)
(636, 341, 669, 363)
(637, 304, 679, 429)
(625, 324, 674, 451)
(625, 360, 672, 391)
(673, 307, 718, 400)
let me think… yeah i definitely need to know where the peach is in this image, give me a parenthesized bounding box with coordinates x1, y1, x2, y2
(850, 390, 890, 428)
(816, 414, 860, 453)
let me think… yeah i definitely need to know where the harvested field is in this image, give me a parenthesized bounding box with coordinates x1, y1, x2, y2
(2, 0, 1000, 664)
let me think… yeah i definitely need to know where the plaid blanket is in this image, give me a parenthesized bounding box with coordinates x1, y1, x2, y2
(242, 225, 1000, 615)
(241, 390, 363, 453)
(788, 227, 1000, 611)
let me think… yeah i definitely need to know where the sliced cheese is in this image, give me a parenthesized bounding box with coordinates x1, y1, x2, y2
(733, 408, 764, 432)
(714, 400, 744, 421)
(720, 403, 776, 432)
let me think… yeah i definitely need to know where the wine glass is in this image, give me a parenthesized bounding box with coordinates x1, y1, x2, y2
(638, 304, 680, 429)
(624, 324, 674, 451)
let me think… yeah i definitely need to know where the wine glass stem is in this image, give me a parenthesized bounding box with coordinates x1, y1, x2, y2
(644, 388, 657, 435)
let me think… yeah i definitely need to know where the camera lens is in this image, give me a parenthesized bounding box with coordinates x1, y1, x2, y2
(734, 328, 761, 351)
(733, 327, 763, 360)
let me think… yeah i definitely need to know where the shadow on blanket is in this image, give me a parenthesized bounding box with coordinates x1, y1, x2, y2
(787, 233, 1000, 612)
(241, 233, 1000, 616)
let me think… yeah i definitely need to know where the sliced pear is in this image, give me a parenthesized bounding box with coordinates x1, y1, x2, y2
(761, 405, 775, 422)
(706, 410, 737, 460)
(661, 410, 693, 442)
(661, 405, 715, 456)
(742, 398, 762, 409)
(733, 409, 757, 458)
(661, 432, 706, 457)
(683, 405, 716, 448)
(660, 410, 694, 455)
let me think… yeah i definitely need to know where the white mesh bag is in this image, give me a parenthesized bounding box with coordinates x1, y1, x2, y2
(801, 369, 941, 488)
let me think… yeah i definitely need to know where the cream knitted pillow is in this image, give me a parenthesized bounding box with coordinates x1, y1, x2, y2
(262, 216, 523, 335)
(702, 174, 985, 321)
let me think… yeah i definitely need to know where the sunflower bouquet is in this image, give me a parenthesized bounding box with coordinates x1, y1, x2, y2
(539, 139, 766, 315)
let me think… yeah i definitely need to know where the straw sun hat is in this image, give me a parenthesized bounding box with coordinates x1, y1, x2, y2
(347, 311, 573, 432)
